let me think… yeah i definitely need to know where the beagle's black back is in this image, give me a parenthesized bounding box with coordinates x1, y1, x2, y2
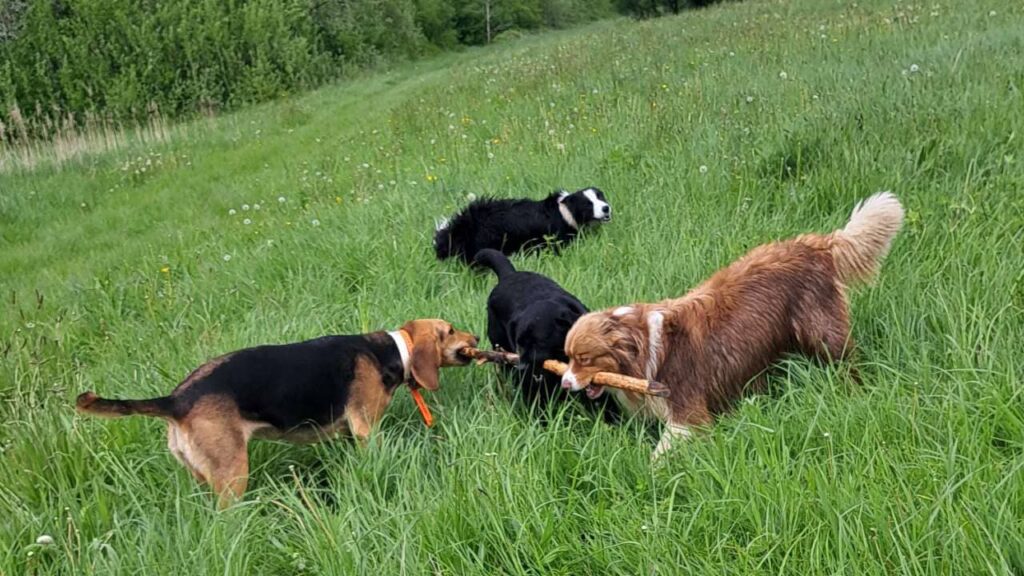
(98, 334, 406, 431)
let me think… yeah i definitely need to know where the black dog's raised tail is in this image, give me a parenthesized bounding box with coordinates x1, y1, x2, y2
(474, 249, 516, 279)
(76, 391, 176, 419)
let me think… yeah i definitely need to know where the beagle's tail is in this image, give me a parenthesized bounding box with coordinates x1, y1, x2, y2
(76, 391, 176, 419)
(829, 192, 904, 285)
(473, 249, 516, 279)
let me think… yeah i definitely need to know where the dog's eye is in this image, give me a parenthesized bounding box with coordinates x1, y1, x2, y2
(448, 327, 454, 336)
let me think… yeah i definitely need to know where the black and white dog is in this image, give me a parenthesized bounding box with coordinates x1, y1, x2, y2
(474, 248, 620, 421)
(434, 187, 611, 265)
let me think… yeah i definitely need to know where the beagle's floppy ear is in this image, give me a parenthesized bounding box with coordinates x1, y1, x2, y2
(411, 344, 440, 391)
(404, 324, 441, 391)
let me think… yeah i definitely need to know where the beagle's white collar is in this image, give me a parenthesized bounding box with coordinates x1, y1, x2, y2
(557, 199, 579, 230)
(387, 330, 412, 381)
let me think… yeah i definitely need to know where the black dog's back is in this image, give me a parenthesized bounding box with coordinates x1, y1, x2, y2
(475, 249, 619, 421)
(436, 197, 566, 264)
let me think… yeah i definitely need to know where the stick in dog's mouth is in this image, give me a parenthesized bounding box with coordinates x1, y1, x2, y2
(459, 347, 521, 365)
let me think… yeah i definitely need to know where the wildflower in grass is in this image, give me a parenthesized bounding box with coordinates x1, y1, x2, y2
(426, 174, 438, 183)
(36, 535, 54, 546)
(160, 266, 170, 274)
(311, 219, 320, 227)
(242, 204, 250, 211)
(278, 196, 286, 203)
(746, 96, 755, 103)
(223, 254, 232, 262)
(254, 204, 261, 211)
(556, 143, 566, 152)
(779, 71, 788, 80)
(243, 218, 252, 225)
(699, 165, 708, 174)
(467, 193, 477, 202)
(487, 152, 495, 159)
(910, 64, 920, 73)
(989, 10, 996, 16)
(335, 196, 342, 204)
(229, 209, 237, 215)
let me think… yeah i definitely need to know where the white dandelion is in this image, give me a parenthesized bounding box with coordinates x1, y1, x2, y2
(311, 219, 320, 227)
(909, 64, 920, 73)
(242, 204, 250, 211)
(223, 254, 232, 262)
(467, 193, 477, 202)
(36, 535, 54, 546)
(278, 196, 286, 203)
(779, 71, 788, 80)
(699, 165, 708, 174)
(243, 218, 252, 225)
(253, 204, 261, 211)
(746, 96, 754, 103)
(228, 209, 237, 215)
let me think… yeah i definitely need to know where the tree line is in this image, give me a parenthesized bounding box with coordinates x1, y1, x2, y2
(0, 0, 732, 140)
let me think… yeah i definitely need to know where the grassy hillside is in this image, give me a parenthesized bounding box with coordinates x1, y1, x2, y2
(2, 0, 1023, 573)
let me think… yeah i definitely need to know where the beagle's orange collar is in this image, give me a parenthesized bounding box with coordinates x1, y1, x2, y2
(388, 329, 433, 428)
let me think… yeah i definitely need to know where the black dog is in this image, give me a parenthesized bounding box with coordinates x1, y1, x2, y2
(434, 187, 611, 265)
(475, 249, 620, 420)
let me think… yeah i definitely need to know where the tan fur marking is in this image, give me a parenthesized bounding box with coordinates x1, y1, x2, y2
(344, 355, 392, 443)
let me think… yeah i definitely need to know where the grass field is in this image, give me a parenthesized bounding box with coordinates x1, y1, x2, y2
(2, 0, 1023, 573)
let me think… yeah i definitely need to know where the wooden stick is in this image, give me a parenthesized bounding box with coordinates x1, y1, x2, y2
(542, 360, 670, 398)
(459, 347, 521, 366)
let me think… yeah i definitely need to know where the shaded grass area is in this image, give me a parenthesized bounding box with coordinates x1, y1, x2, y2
(1, 1, 1023, 573)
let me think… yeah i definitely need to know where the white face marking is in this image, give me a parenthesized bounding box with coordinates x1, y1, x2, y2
(613, 306, 634, 317)
(583, 188, 610, 220)
(434, 216, 450, 232)
(645, 311, 664, 381)
(561, 368, 585, 391)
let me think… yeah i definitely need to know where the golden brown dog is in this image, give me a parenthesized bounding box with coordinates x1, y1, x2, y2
(561, 193, 904, 459)
(77, 319, 478, 506)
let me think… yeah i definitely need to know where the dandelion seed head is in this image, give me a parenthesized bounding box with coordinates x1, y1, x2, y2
(36, 535, 54, 546)
(243, 218, 252, 225)
(242, 204, 250, 211)
(278, 196, 286, 203)
(699, 165, 709, 174)
(779, 71, 788, 80)
(223, 254, 231, 262)
(228, 209, 236, 215)
(909, 64, 920, 73)
(311, 219, 320, 227)
(466, 193, 477, 202)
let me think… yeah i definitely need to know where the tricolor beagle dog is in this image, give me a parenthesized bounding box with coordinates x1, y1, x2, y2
(76, 319, 478, 507)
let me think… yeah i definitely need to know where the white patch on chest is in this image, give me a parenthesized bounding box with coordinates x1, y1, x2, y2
(645, 310, 664, 381)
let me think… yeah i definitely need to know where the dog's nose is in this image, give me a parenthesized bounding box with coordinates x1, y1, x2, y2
(561, 378, 572, 390)
(471, 335, 480, 346)
(602, 205, 610, 214)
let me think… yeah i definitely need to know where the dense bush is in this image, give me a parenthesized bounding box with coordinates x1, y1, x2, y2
(0, 0, 724, 138)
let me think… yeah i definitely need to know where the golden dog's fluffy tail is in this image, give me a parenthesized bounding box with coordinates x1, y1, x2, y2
(829, 192, 904, 285)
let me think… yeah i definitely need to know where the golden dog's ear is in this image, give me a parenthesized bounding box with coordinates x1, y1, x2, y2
(410, 338, 441, 391)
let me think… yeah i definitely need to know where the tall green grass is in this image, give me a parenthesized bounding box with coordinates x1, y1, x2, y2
(1, 0, 1022, 573)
